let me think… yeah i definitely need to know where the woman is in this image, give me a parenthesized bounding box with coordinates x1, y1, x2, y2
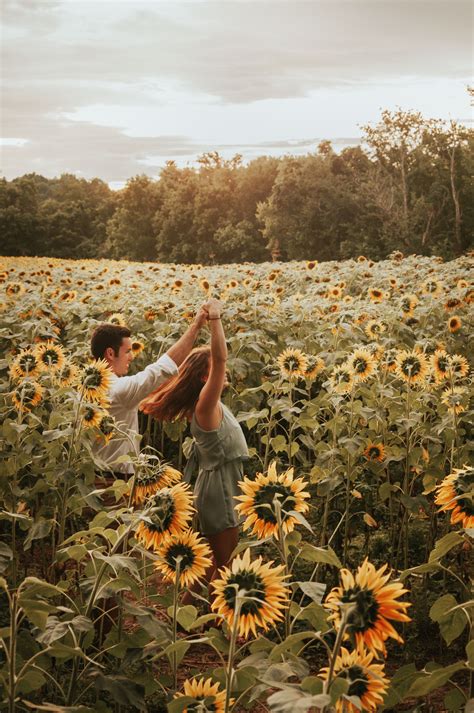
(140, 299, 248, 601)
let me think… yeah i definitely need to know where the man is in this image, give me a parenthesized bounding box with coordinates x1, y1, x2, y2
(90, 306, 209, 478)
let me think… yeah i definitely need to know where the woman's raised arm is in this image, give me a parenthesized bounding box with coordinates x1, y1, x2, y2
(195, 299, 227, 430)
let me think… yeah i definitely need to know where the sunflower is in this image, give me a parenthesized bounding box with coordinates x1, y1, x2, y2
(347, 349, 376, 383)
(34, 341, 66, 372)
(448, 354, 469, 379)
(83, 403, 106, 429)
(382, 349, 398, 373)
(9, 349, 42, 381)
(324, 559, 411, 655)
(107, 313, 127, 327)
(329, 286, 343, 299)
(211, 548, 288, 638)
(440, 386, 467, 415)
(363, 443, 386, 462)
(364, 320, 386, 340)
(368, 288, 385, 303)
(6, 282, 25, 297)
(235, 462, 310, 540)
(131, 340, 145, 357)
(394, 350, 429, 384)
(132, 463, 183, 506)
(447, 315, 462, 333)
(302, 355, 325, 380)
(155, 529, 212, 587)
(435, 466, 474, 529)
(174, 677, 230, 712)
(430, 349, 450, 383)
(319, 647, 389, 713)
(173, 279, 183, 291)
(276, 348, 308, 380)
(135, 483, 194, 551)
(11, 380, 44, 412)
(329, 365, 354, 395)
(55, 361, 79, 387)
(422, 279, 442, 296)
(400, 294, 418, 315)
(79, 359, 113, 404)
(444, 297, 462, 312)
(306, 260, 318, 270)
(199, 278, 211, 292)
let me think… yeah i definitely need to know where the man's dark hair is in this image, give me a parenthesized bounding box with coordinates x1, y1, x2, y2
(91, 324, 131, 359)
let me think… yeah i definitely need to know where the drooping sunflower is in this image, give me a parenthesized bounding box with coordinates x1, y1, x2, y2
(9, 349, 42, 381)
(174, 677, 230, 712)
(347, 349, 376, 383)
(79, 359, 113, 404)
(132, 463, 183, 506)
(83, 403, 106, 429)
(155, 529, 212, 587)
(302, 355, 325, 380)
(394, 350, 429, 385)
(34, 341, 66, 372)
(447, 315, 462, 333)
(440, 386, 467, 415)
(211, 548, 288, 638)
(319, 647, 389, 713)
(6, 282, 25, 297)
(324, 559, 411, 655)
(382, 349, 398, 373)
(422, 279, 442, 297)
(235, 462, 310, 540)
(430, 349, 450, 383)
(363, 443, 386, 463)
(448, 354, 469, 379)
(11, 380, 44, 412)
(276, 348, 308, 380)
(135, 483, 194, 551)
(329, 365, 354, 395)
(434, 466, 474, 529)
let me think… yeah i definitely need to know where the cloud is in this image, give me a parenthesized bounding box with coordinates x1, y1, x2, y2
(1, 0, 471, 181)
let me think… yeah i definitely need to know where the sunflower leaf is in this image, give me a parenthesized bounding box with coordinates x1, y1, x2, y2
(428, 532, 464, 562)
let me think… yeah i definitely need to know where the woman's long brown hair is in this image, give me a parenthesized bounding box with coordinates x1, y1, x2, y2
(139, 346, 211, 421)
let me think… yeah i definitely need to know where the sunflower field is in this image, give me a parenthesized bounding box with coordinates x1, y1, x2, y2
(0, 253, 473, 712)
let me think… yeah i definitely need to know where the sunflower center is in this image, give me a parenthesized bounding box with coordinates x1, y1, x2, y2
(342, 586, 379, 632)
(84, 368, 103, 388)
(84, 405, 97, 422)
(454, 471, 474, 515)
(353, 358, 368, 374)
(253, 483, 296, 524)
(165, 543, 195, 572)
(20, 354, 38, 371)
(345, 665, 369, 698)
(223, 570, 266, 615)
(148, 494, 175, 532)
(137, 468, 165, 486)
(283, 357, 300, 372)
(401, 357, 421, 376)
(367, 447, 381, 459)
(17, 383, 38, 404)
(41, 349, 60, 365)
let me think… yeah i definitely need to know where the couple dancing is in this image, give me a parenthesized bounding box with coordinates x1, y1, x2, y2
(90, 298, 248, 600)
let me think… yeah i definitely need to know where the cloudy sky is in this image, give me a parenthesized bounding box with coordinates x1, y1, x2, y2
(1, 0, 472, 187)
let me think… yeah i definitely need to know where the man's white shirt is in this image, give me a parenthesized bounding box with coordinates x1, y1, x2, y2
(94, 353, 178, 474)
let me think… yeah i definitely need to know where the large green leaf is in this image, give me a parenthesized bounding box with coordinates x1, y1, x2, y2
(407, 662, 466, 696)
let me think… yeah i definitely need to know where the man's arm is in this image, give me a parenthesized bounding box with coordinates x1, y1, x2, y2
(166, 307, 208, 366)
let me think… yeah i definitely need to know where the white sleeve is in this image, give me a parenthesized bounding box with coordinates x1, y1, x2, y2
(112, 354, 178, 408)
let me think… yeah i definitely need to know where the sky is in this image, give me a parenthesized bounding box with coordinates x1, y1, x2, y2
(1, 0, 472, 188)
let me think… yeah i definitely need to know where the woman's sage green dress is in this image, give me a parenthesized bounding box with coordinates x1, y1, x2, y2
(184, 403, 249, 536)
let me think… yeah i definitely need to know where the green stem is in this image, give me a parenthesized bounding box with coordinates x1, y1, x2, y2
(224, 592, 242, 713)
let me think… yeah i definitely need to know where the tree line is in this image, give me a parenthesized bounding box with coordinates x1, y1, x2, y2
(1, 108, 472, 263)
